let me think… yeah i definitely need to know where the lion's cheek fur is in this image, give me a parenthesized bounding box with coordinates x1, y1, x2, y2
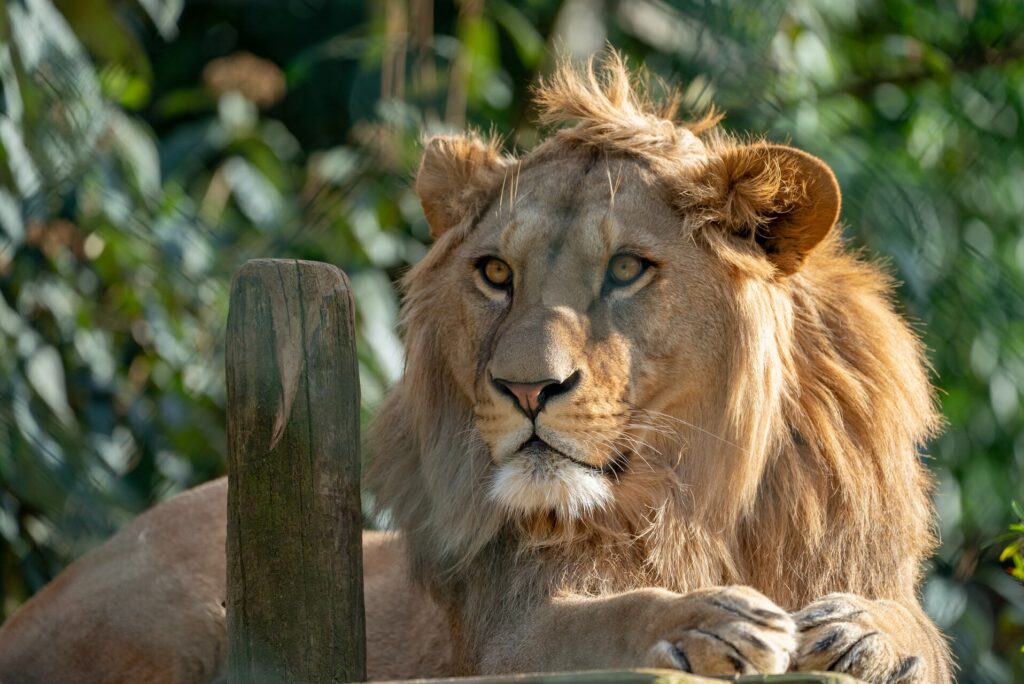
(609, 247, 735, 413)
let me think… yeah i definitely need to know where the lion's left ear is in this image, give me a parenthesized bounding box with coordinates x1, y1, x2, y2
(694, 143, 841, 275)
(416, 134, 513, 239)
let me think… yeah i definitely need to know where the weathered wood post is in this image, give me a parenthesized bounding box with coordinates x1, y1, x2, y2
(225, 259, 365, 683)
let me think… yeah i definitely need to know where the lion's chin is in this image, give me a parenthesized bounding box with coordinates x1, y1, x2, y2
(487, 447, 612, 520)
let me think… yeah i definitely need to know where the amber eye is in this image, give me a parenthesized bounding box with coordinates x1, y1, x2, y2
(480, 257, 513, 288)
(607, 254, 647, 286)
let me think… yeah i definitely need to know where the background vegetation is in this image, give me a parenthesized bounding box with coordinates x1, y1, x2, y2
(1, 0, 1022, 679)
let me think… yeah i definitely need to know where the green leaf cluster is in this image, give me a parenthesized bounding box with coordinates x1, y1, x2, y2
(1000, 502, 1024, 582)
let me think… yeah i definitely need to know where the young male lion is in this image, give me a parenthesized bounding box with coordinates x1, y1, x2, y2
(0, 55, 950, 683)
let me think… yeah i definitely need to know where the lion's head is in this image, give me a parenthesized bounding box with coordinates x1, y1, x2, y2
(369, 54, 939, 608)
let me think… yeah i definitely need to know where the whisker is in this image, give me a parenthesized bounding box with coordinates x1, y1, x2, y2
(499, 168, 508, 219)
(630, 406, 749, 454)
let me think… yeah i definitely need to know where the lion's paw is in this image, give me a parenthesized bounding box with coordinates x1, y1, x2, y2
(794, 593, 923, 683)
(646, 586, 796, 677)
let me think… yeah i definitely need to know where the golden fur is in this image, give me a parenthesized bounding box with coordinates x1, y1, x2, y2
(368, 54, 950, 681)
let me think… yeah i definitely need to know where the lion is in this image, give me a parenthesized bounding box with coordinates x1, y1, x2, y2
(0, 53, 951, 684)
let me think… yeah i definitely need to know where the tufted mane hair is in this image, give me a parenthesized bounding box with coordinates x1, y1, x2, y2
(532, 53, 720, 161)
(367, 53, 942, 645)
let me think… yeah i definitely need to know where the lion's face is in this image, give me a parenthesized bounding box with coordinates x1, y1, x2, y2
(432, 152, 729, 518)
(410, 123, 840, 523)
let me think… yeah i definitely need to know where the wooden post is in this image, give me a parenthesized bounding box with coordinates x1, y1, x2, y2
(225, 259, 365, 683)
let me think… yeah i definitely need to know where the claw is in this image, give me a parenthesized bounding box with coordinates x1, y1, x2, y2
(669, 643, 692, 672)
(826, 630, 879, 672)
(694, 628, 751, 675)
(650, 640, 691, 672)
(887, 655, 921, 684)
(798, 609, 866, 632)
(809, 629, 840, 654)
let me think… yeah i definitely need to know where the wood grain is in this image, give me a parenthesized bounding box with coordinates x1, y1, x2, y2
(226, 258, 365, 683)
(378, 670, 861, 684)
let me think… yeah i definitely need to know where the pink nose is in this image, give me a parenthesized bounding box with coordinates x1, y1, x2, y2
(502, 382, 548, 416)
(491, 372, 580, 418)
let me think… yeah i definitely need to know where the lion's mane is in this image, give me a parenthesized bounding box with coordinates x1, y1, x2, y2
(368, 55, 940, 670)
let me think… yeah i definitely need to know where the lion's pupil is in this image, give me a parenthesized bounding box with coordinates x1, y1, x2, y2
(611, 255, 641, 283)
(485, 259, 510, 286)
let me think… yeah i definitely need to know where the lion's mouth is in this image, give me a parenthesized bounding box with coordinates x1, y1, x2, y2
(517, 434, 628, 477)
(489, 433, 617, 518)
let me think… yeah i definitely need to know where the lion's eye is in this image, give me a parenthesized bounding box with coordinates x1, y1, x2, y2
(607, 254, 647, 286)
(480, 257, 513, 288)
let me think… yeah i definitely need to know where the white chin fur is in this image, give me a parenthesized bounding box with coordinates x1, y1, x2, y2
(487, 456, 612, 519)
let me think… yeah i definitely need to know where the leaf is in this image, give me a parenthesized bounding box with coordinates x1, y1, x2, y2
(99, 63, 150, 110)
(109, 111, 161, 198)
(491, 3, 545, 68)
(54, 0, 153, 109)
(221, 156, 284, 229)
(310, 146, 360, 186)
(6, 0, 87, 72)
(0, 118, 41, 196)
(0, 187, 25, 243)
(132, 0, 183, 41)
(25, 345, 73, 427)
(0, 42, 25, 124)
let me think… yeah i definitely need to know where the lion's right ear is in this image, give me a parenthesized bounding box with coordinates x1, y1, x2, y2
(416, 135, 512, 239)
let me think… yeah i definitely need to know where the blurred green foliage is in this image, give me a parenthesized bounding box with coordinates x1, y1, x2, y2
(1003, 504, 1024, 656)
(0, 0, 1022, 680)
(1002, 502, 1024, 581)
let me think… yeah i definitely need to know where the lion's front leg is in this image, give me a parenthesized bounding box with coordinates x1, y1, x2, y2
(793, 593, 951, 684)
(478, 586, 796, 677)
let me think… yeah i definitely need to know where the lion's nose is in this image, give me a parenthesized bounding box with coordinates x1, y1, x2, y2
(492, 372, 580, 418)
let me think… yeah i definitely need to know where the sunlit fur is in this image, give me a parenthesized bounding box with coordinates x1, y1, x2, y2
(367, 53, 948, 677)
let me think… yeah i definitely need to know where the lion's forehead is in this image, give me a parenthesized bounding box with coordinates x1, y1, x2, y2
(498, 204, 613, 274)
(482, 154, 677, 272)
